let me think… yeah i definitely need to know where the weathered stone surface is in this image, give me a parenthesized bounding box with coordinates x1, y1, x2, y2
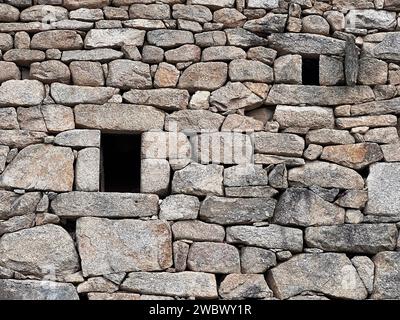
(346, 9, 396, 30)
(274, 54, 302, 84)
(178, 62, 227, 92)
(192, 132, 253, 165)
(165, 110, 224, 133)
(210, 82, 263, 112)
(20, 5, 68, 22)
(64, 0, 110, 10)
(123, 89, 189, 111)
(51, 192, 159, 218)
(274, 106, 334, 129)
(107, 60, 151, 89)
(75, 148, 100, 192)
(165, 44, 201, 63)
(244, 13, 287, 34)
(54, 129, 100, 148)
(229, 59, 273, 83)
(62, 49, 124, 63)
(219, 274, 273, 299)
(51, 83, 118, 105)
(0, 109, 18, 130)
(226, 225, 303, 252)
(173, 4, 212, 23)
(160, 194, 200, 221)
(365, 163, 400, 216)
(351, 97, 400, 116)
(75, 104, 165, 133)
(225, 186, 279, 198)
(141, 131, 190, 160)
(0, 130, 47, 149)
(172, 220, 225, 242)
(121, 271, 218, 299)
(351, 256, 374, 294)
(200, 196, 276, 225)
(0, 33, 14, 52)
(0, 80, 44, 107)
(41, 105, 74, 133)
(269, 33, 345, 56)
(306, 129, 355, 145)
(173, 241, 189, 272)
(254, 132, 305, 157)
(0, 144, 74, 192)
(129, 3, 170, 19)
(241, 247, 276, 274)
(321, 143, 383, 170)
(224, 164, 268, 187)
(140, 159, 170, 196)
(254, 155, 305, 167)
(372, 251, 400, 299)
(382, 144, 400, 162)
(335, 190, 368, 209)
(154, 63, 180, 88)
(0, 224, 79, 279)
(306, 224, 397, 254)
(31, 31, 83, 50)
(267, 253, 368, 300)
(222, 114, 264, 132)
(172, 163, 224, 196)
(202, 46, 246, 62)
(77, 277, 118, 294)
(76, 217, 172, 277)
(214, 9, 246, 28)
(0, 4, 20, 22)
(70, 61, 104, 87)
(267, 85, 374, 105)
(320, 55, 344, 86)
(187, 242, 240, 274)
(30, 60, 71, 84)
(0, 279, 79, 300)
(248, 0, 279, 9)
(364, 127, 399, 144)
(85, 28, 145, 48)
(274, 188, 345, 227)
(17, 106, 46, 132)
(3, 49, 45, 65)
(225, 28, 268, 47)
(0, 214, 35, 236)
(336, 115, 397, 129)
(0, 62, 21, 83)
(147, 30, 194, 48)
(363, 32, 400, 62)
(188, 0, 234, 9)
(288, 161, 365, 189)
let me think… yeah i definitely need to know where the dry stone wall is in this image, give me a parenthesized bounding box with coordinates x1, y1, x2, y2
(0, 0, 400, 300)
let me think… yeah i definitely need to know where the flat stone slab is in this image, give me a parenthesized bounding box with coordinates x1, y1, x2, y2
(76, 217, 172, 277)
(0, 279, 79, 300)
(121, 271, 218, 299)
(51, 192, 159, 218)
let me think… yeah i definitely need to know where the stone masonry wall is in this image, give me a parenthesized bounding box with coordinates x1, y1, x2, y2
(0, 0, 400, 300)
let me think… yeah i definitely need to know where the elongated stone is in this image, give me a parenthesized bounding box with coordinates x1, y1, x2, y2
(85, 28, 145, 48)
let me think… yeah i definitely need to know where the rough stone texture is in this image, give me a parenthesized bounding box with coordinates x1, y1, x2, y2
(219, 274, 273, 299)
(0, 80, 45, 107)
(51, 192, 159, 218)
(267, 253, 368, 300)
(159, 194, 200, 221)
(0, 224, 79, 279)
(274, 188, 345, 227)
(0, 144, 74, 192)
(372, 252, 400, 299)
(305, 224, 398, 254)
(172, 220, 225, 242)
(123, 89, 189, 111)
(178, 62, 227, 92)
(254, 132, 305, 157)
(75, 148, 100, 192)
(274, 106, 334, 129)
(76, 217, 172, 277)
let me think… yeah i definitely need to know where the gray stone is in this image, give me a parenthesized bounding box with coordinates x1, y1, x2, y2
(159, 194, 200, 221)
(225, 28, 268, 48)
(173, 4, 212, 23)
(202, 46, 246, 62)
(129, 3, 170, 19)
(64, 0, 110, 10)
(51, 192, 159, 218)
(0, 146, 8, 173)
(372, 251, 400, 299)
(0, 4, 20, 22)
(17, 106, 46, 132)
(0, 214, 35, 236)
(20, 5, 68, 22)
(31, 31, 83, 50)
(305, 224, 398, 254)
(225, 186, 279, 198)
(346, 9, 396, 30)
(320, 55, 344, 86)
(195, 31, 226, 47)
(51, 83, 118, 106)
(0, 144, 74, 192)
(188, 0, 234, 9)
(62, 49, 124, 63)
(382, 143, 400, 162)
(364, 127, 399, 144)
(0, 108, 19, 130)
(0, 130, 47, 149)
(75, 148, 100, 192)
(274, 106, 334, 129)
(254, 155, 305, 167)
(321, 143, 383, 170)
(75, 104, 165, 133)
(229, 59, 273, 83)
(77, 217, 172, 277)
(254, 132, 305, 157)
(288, 161, 365, 190)
(165, 110, 224, 133)
(172, 220, 225, 242)
(244, 13, 287, 34)
(147, 30, 194, 48)
(226, 225, 303, 252)
(306, 129, 355, 145)
(70, 61, 104, 87)
(266, 85, 374, 105)
(248, 0, 279, 9)
(274, 54, 302, 84)
(187, 242, 240, 274)
(0, 33, 13, 52)
(178, 62, 227, 92)
(41, 105, 75, 133)
(336, 115, 397, 129)
(222, 114, 264, 132)
(30, 60, 71, 84)
(140, 159, 170, 196)
(107, 60, 151, 90)
(0, 80, 45, 107)
(0, 279, 79, 300)
(241, 247, 276, 273)
(3, 49, 45, 66)
(335, 190, 368, 209)
(358, 58, 388, 86)
(54, 129, 100, 148)
(85, 28, 145, 48)
(0, 224, 79, 280)
(154, 63, 180, 88)
(165, 44, 201, 63)
(219, 274, 273, 300)
(173, 241, 189, 272)
(0, 62, 21, 83)
(172, 163, 224, 196)
(267, 253, 367, 300)
(214, 8, 246, 28)
(123, 89, 189, 111)
(200, 196, 276, 225)
(274, 188, 345, 227)
(365, 163, 400, 216)
(77, 277, 118, 294)
(121, 271, 218, 299)
(351, 256, 374, 294)
(302, 15, 330, 35)
(224, 164, 268, 187)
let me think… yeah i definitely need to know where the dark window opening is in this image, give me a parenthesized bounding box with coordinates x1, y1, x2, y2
(302, 58, 320, 85)
(101, 134, 141, 193)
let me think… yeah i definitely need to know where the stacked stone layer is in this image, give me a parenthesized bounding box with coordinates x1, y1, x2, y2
(0, 0, 400, 300)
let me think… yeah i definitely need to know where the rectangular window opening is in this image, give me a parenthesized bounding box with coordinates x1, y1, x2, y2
(101, 133, 141, 193)
(302, 58, 320, 86)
